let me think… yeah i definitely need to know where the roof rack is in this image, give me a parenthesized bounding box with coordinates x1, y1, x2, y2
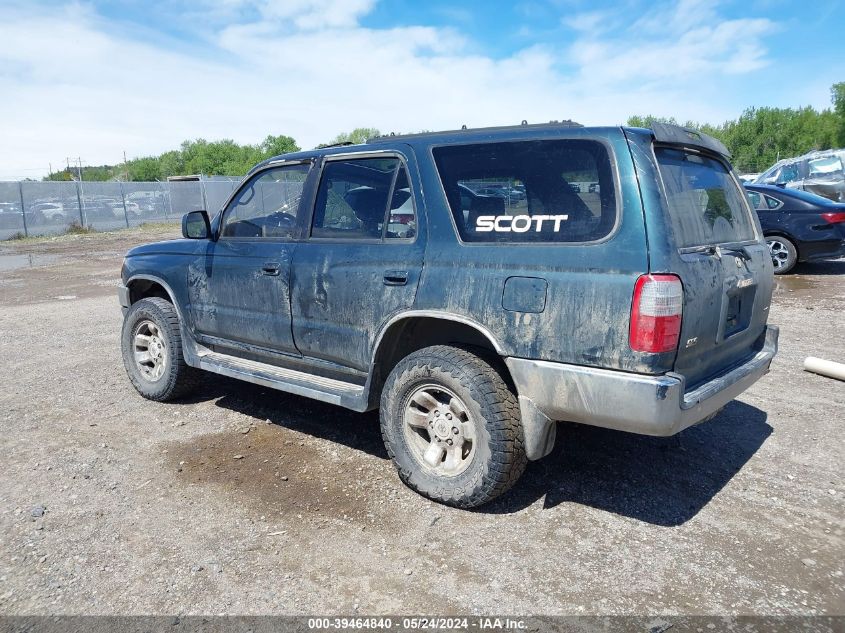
(314, 141, 356, 149)
(368, 119, 583, 143)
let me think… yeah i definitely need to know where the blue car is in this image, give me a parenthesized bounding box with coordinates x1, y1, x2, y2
(745, 184, 845, 274)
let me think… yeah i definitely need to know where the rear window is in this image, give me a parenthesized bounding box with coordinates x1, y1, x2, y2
(656, 147, 756, 247)
(433, 140, 617, 243)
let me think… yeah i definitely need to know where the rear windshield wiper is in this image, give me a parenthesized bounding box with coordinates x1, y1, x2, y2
(680, 244, 752, 260)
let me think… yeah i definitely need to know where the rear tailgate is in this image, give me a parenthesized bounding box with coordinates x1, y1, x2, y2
(635, 131, 774, 390)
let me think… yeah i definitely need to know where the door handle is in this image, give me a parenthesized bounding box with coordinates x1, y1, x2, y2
(262, 262, 281, 276)
(383, 270, 409, 286)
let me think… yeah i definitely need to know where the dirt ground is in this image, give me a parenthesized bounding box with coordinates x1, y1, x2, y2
(0, 227, 842, 617)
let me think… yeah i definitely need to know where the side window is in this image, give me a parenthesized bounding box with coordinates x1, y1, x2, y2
(764, 195, 783, 210)
(779, 164, 799, 183)
(312, 157, 414, 240)
(221, 164, 309, 238)
(433, 140, 616, 243)
(746, 190, 762, 210)
(807, 155, 843, 178)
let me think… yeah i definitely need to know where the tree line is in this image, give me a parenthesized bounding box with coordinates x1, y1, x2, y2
(44, 84, 844, 182)
(45, 134, 301, 182)
(44, 128, 382, 182)
(628, 82, 845, 173)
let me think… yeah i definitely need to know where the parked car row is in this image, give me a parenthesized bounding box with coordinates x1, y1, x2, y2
(475, 184, 526, 204)
(0, 194, 174, 227)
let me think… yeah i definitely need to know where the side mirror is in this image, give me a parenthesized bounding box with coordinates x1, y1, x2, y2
(182, 210, 210, 239)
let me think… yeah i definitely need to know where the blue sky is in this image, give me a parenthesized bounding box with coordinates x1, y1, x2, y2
(0, 0, 842, 179)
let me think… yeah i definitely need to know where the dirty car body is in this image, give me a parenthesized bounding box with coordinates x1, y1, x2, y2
(754, 149, 845, 203)
(118, 122, 779, 507)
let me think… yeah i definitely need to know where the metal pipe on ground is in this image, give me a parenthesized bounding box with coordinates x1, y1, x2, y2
(803, 357, 845, 382)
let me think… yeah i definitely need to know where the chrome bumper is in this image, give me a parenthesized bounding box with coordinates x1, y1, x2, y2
(506, 326, 779, 460)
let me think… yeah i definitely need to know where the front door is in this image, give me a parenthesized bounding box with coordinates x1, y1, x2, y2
(291, 153, 424, 372)
(187, 163, 311, 355)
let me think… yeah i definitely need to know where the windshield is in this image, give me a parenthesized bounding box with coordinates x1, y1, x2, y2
(656, 147, 757, 247)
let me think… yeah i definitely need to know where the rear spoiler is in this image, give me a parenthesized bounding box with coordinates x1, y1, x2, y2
(650, 122, 731, 159)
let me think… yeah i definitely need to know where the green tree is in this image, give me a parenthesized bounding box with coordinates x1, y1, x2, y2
(158, 150, 185, 179)
(626, 115, 679, 128)
(832, 82, 845, 146)
(44, 170, 74, 182)
(127, 157, 162, 181)
(261, 134, 300, 157)
(627, 84, 844, 174)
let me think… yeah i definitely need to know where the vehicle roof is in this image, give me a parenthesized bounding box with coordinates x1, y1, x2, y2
(755, 148, 845, 179)
(744, 183, 841, 206)
(255, 122, 636, 168)
(252, 121, 724, 175)
(746, 183, 810, 196)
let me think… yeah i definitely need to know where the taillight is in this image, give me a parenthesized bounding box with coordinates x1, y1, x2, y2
(630, 274, 683, 353)
(821, 212, 845, 224)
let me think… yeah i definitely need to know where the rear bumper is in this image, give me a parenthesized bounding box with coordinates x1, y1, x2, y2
(506, 325, 779, 460)
(800, 240, 845, 262)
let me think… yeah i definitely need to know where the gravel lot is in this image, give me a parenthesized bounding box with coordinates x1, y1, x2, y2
(0, 227, 842, 616)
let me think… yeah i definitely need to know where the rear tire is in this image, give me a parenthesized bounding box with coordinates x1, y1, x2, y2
(121, 297, 199, 401)
(766, 235, 798, 274)
(380, 345, 527, 508)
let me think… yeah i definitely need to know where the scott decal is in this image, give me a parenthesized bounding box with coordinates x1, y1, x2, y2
(475, 214, 569, 233)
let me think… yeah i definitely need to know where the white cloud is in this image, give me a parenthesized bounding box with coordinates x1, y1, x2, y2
(0, 0, 789, 180)
(563, 10, 617, 33)
(256, 0, 377, 30)
(566, 1, 777, 84)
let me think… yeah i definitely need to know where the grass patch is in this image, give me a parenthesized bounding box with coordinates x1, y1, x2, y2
(2, 221, 180, 243)
(137, 222, 175, 231)
(64, 221, 97, 235)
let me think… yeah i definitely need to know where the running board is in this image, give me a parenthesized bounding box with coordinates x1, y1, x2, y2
(196, 350, 369, 411)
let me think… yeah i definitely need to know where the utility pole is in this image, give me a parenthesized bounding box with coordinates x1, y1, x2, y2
(66, 157, 85, 226)
(64, 157, 84, 181)
(124, 151, 129, 182)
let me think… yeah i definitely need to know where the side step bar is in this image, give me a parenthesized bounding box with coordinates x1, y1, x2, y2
(196, 350, 369, 411)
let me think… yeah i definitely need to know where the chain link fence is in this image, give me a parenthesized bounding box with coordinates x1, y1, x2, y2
(0, 179, 241, 240)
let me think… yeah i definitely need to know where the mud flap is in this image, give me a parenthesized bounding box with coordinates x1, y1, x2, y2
(518, 395, 557, 460)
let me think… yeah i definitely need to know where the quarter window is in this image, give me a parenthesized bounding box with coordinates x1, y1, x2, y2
(433, 140, 617, 243)
(221, 164, 309, 238)
(764, 195, 783, 210)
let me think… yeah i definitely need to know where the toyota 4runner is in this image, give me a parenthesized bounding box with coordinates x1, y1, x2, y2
(119, 122, 779, 508)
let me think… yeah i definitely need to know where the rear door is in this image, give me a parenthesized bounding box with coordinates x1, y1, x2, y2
(290, 151, 424, 372)
(651, 146, 773, 389)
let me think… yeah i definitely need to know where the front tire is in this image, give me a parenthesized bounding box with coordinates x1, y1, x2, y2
(121, 297, 199, 401)
(380, 346, 527, 508)
(766, 235, 798, 274)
